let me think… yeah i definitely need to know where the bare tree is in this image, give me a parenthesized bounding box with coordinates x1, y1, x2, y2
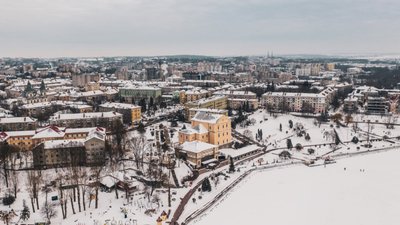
(41, 202, 57, 224)
(79, 169, 90, 211)
(243, 129, 253, 140)
(0, 210, 17, 225)
(9, 170, 19, 198)
(0, 142, 13, 187)
(125, 136, 149, 170)
(56, 173, 68, 219)
(26, 170, 42, 213)
(90, 166, 103, 209)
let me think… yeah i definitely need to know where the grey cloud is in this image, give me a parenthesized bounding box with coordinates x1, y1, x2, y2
(0, 0, 399, 57)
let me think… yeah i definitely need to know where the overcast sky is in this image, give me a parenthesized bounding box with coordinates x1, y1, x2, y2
(1, 0, 399, 57)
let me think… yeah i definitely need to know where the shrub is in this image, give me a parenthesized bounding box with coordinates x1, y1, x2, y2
(3, 195, 15, 205)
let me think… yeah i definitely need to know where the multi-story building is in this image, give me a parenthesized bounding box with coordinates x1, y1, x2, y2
(262, 92, 327, 113)
(0, 126, 105, 151)
(119, 86, 162, 104)
(325, 63, 335, 71)
(179, 112, 232, 147)
(181, 80, 220, 88)
(213, 90, 257, 100)
(184, 95, 228, 119)
(146, 67, 161, 80)
(49, 111, 123, 130)
(179, 89, 210, 104)
(344, 96, 358, 113)
(32, 127, 106, 168)
(182, 72, 212, 80)
(261, 87, 336, 113)
(179, 141, 219, 168)
(72, 73, 101, 87)
(99, 102, 141, 125)
(212, 90, 259, 110)
(366, 96, 389, 114)
(187, 108, 228, 122)
(0, 117, 37, 131)
(228, 98, 259, 110)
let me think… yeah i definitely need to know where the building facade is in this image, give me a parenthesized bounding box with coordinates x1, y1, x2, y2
(179, 112, 232, 147)
(49, 112, 123, 130)
(99, 102, 141, 125)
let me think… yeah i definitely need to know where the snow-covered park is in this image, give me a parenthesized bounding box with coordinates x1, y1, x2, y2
(192, 148, 400, 225)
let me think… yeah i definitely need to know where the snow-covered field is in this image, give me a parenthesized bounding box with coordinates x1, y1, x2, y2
(191, 149, 400, 225)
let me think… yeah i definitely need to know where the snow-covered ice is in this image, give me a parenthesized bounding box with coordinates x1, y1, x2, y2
(192, 149, 400, 225)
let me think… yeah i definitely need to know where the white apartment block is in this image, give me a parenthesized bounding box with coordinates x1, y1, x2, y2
(262, 90, 334, 113)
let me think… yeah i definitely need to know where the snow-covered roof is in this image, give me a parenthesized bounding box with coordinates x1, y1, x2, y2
(191, 111, 223, 124)
(43, 139, 85, 149)
(180, 141, 216, 153)
(188, 108, 227, 114)
(185, 89, 209, 95)
(100, 102, 140, 110)
(50, 111, 122, 120)
(0, 117, 36, 124)
(180, 124, 208, 135)
(32, 126, 65, 139)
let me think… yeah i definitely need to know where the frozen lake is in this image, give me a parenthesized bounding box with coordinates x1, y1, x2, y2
(192, 149, 400, 225)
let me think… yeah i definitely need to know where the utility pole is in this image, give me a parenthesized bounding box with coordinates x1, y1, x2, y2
(367, 120, 371, 147)
(168, 157, 171, 208)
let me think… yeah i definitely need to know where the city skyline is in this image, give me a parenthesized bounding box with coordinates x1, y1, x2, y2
(1, 0, 400, 58)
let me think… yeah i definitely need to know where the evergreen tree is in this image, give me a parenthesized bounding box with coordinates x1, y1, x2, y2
(138, 122, 145, 133)
(171, 120, 178, 127)
(305, 133, 311, 141)
(149, 97, 154, 108)
(201, 177, 212, 192)
(229, 157, 235, 173)
(270, 81, 275, 91)
(24, 81, 34, 95)
(40, 80, 46, 94)
(279, 123, 282, 131)
(289, 120, 293, 128)
(286, 139, 293, 149)
(20, 200, 30, 221)
(227, 107, 233, 116)
(140, 99, 147, 112)
(334, 129, 342, 145)
(351, 136, 359, 144)
(231, 121, 237, 129)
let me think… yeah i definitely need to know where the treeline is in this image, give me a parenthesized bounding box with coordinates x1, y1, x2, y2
(359, 67, 400, 89)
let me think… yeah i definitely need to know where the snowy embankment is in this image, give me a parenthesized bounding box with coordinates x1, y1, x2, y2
(191, 148, 400, 225)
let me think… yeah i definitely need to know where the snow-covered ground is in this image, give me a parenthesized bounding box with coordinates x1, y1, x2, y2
(191, 149, 400, 225)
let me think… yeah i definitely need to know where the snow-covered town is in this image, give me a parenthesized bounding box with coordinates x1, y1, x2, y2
(0, 54, 399, 225)
(1, 1, 400, 224)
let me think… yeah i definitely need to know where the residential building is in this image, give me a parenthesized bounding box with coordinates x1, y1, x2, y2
(187, 108, 228, 122)
(72, 73, 101, 87)
(49, 111, 123, 130)
(228, 98, 259, 110)
(1, 126, 105, 151)
(179, 89, 210, 104)
(0, 117, 37, 131)
(184, 95, 228, 119)
(119, 86, 162, 104)
(33, 127, 106, 168)
(99, 102, 141, 124)
(181, 80, 220, 88)
(179, 112, 232, 147)
(344, 96, 358, 113)
(366, 96, 389, 114)
(178, 141, 218, 168)
(262, 92, 327, 113)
